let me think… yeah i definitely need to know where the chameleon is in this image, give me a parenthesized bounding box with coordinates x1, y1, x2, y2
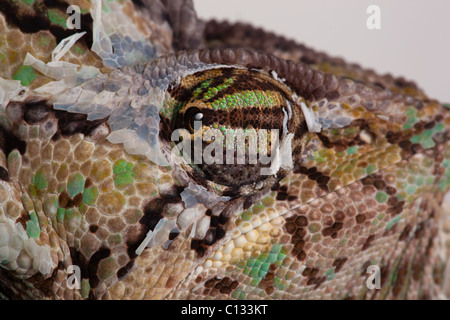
(0, 0, 449, 300)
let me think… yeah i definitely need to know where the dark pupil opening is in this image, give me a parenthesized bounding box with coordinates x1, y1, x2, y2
(183, 107, 202, 133)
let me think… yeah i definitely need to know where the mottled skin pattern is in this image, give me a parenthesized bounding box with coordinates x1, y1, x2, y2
(0, 0, 449, 300)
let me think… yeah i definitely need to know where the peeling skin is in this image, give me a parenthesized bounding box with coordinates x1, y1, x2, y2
(135, 217, 177, 255)
(299, 100, 321, 133)
(24, 53, 79, 80)
(181, 182, 230, 208)
(0, 78, 26, 107)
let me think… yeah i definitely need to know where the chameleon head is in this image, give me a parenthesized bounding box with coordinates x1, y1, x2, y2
(161, 67, 307, 196)
(0, 0, 448, 301)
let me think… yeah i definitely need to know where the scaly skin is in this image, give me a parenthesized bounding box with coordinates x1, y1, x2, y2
(0, 0, 449, 300)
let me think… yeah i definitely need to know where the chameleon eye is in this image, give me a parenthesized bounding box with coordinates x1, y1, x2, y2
(163, 67, 307, 196)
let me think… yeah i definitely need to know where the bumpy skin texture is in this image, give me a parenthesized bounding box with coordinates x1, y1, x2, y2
(0, 0, 449, 300)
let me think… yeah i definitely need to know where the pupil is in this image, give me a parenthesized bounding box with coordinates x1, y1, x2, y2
(184, 107, 203, 133)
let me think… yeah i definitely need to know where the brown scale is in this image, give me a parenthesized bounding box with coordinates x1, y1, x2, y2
(258, 263, 278, 295)
(284, 214, 309, 261)
(362, 234, 376, 251)
(190, 208, 229, 256)
(202, 276, 239, 296)
(301, 265, 327, 289)
(0, 166, 10, 182)
(361, 173, 406, 216)
(293, 164, 331, 192)
(332, 257, 348, 272)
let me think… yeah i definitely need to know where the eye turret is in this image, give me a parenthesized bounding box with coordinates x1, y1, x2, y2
(163, 67, 306, 195)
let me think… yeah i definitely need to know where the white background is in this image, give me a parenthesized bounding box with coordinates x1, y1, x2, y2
(194, 0, 449, 102)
